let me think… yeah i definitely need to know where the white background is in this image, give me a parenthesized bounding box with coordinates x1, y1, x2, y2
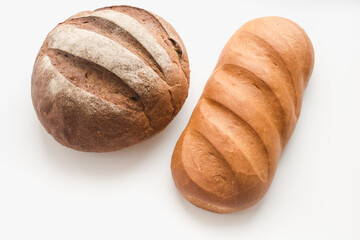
(0, 0, 359, 239)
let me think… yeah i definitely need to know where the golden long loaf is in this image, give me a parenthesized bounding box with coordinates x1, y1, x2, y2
(171, 17, 314, 213)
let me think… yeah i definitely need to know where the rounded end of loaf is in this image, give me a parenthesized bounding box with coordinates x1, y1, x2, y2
(171, 128, 269, 214)
(239, 16, 314, 87)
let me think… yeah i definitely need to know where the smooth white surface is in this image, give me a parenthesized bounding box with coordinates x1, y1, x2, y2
(0, 1, 359, 239)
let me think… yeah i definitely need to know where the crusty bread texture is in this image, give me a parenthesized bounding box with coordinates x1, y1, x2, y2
(32, 5, 190, 152)
(171, 17, 314, 213)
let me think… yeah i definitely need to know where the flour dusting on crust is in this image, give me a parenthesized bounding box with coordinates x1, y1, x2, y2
(41, 55, 123, 114)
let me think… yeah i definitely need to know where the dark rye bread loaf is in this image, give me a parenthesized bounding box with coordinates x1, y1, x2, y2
(31, 5, 190, 152)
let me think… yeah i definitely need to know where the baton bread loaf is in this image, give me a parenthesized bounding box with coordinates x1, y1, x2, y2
(31, 5, 189, 152)
(171, 17, 314, 213)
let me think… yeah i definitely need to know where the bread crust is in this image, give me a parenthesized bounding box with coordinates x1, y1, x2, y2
(171, 17, 314, 213)
(32, 5, 189, 152)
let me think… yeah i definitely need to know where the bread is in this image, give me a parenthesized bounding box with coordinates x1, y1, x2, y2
(31, 5, 190, 152)
(171, 17, 314, 213)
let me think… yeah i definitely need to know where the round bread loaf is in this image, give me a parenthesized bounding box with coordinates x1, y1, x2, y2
(31, 5, 190, 152)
